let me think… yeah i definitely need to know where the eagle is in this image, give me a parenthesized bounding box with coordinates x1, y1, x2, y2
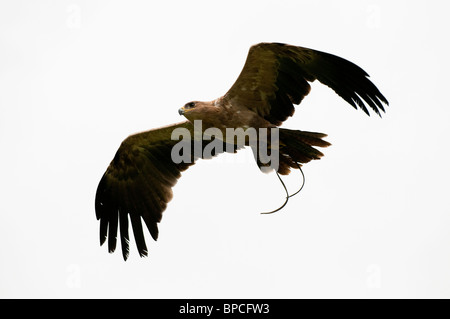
(95, 42, 388, 260)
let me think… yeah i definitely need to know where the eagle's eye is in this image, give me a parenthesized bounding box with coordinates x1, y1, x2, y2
(185, 102, 196, 109)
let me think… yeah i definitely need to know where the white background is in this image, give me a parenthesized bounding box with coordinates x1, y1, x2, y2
(1, 0, 449, 298)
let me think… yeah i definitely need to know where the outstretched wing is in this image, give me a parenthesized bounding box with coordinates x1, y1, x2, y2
(223, 42, 389, 126)
(95, 121, 237, 260)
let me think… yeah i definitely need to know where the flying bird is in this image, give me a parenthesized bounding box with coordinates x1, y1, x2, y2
(95, 42, 388, 260)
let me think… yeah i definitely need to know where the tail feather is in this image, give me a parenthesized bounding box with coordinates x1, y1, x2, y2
(277, 128, 331, 175)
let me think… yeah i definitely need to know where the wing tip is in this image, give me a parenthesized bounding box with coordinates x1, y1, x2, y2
(100, 234, 107, 246)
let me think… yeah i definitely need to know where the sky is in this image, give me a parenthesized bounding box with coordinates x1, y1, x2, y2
(1, 0, 449, 298)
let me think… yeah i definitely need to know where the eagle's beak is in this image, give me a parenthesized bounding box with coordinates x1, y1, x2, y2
(178, 108, 185, 116)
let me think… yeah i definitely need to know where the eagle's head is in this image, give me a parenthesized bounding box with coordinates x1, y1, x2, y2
(178, 100, 220, 123)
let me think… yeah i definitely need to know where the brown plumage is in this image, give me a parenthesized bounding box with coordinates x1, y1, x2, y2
(95, 42, 388, 260)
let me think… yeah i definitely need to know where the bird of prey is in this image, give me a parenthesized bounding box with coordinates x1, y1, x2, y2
(95, 42, 388, 260)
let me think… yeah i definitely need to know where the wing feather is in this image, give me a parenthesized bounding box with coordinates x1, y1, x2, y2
(128, 189, 148, 258)
(223, 42, 388, 125)
(95, 121, 238, 260)
(118, 200, 130, 260)
(107, 205, 119, 253)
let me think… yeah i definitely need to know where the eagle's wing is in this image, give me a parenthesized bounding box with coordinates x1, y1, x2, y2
(223, 42, 389, 126)
(95, 121, 237, 260)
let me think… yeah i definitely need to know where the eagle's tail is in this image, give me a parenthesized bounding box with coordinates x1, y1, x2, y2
(253, 127, 331, 214)
(275, 128, 331, 175)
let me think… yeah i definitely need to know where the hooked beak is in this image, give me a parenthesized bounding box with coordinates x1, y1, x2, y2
(178, 107, 185, 116)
